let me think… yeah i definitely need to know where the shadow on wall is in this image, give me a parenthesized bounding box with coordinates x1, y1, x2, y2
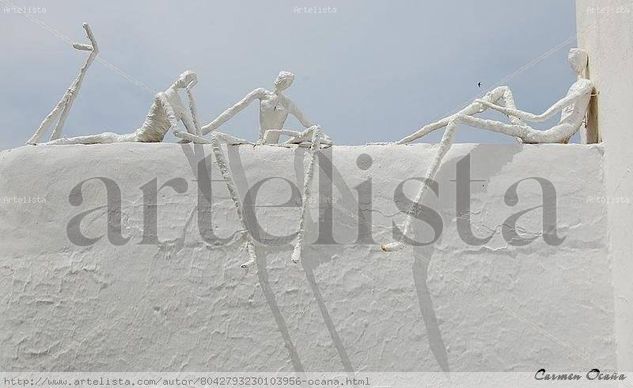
(173, 142, 522, 372)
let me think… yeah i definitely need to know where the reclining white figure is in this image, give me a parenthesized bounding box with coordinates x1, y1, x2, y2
(40, 71, 200, 145)
(382, 48, 593, 252)
(27, 23, 99, 145)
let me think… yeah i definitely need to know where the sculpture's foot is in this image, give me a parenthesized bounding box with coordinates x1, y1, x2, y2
(380, 241, 404, 252)
(291, 243, 302, 264)
(240, 240, 257, 269)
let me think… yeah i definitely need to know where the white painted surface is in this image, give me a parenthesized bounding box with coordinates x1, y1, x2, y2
(577, 0, 633, 371)
(0, 143, 614, 371)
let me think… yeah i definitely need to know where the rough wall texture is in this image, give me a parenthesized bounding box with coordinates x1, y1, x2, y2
(0, 143, 614, 371)
(577, 0, 633, 370)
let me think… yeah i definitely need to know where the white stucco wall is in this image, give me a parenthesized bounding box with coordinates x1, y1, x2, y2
(577, 0, 633, 371)
(0, 143, 614, 372)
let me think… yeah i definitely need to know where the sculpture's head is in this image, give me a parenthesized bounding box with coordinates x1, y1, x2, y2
(568, 48, 588, 76)
(274, 71, 295, 92)
(175, 70, 198, 89)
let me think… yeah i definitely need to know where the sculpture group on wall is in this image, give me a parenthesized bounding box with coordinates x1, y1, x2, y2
(26, 24, 595, 265)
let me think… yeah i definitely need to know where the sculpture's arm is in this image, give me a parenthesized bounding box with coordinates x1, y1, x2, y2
(201, 88, 266, 135)
(476, 90, 584, 123)
(183, 82, 202, 135)
(180, 110, 199, 135)
(287, 98, 315, 128)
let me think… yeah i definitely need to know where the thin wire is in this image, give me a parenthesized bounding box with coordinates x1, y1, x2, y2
(1, 0, 156, 96)
(437, 33, 577, 120)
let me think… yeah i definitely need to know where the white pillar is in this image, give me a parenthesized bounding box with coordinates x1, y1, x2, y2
(577, 0, 633, 370)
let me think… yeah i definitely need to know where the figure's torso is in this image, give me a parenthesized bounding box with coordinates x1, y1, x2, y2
(559, 78, 593, 128)
(259, 92, 290, 135)
(137, 88, 188, 142)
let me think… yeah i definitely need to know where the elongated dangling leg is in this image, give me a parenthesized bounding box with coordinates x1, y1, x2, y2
(382, 120, 459, 252)
(291, 126, 322, 264)
(207, 133, 258, 268)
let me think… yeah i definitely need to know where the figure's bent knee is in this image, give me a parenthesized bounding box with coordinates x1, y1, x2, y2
(451, 114, 467, 124)
(487, 86, 510, 100)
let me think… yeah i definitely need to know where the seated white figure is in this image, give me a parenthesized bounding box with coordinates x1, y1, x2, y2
(382, 48, 594, 252)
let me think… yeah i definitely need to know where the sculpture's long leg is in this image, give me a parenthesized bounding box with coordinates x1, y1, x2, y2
(174, 130, 250, 145)
(382, 120, 459, 252)
(175, 90, 258, 268)
(27, 100, 65, 145)
(207, 133, 258, 268)
(45, 132, 135, 145)
(397, 118, 453, 145)
(261, 129, 302, 144)
(397, 86, 524, 145)
(291, 126, 322, 264)
(455, 115, 572, 144)
(27, 24, 99, 144)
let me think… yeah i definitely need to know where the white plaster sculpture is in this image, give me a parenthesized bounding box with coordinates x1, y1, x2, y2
(173, 129, 258, 268)
(170, 87, 259, 268)
(173, 70, 331, 267)
(290, 127, 323, 264)
(174, 125, 326, 267)
(382, 48, 593, 252)
(27, 23, 99, 144)
(200, 71, 316, 143)
(40, 71, 200, 145)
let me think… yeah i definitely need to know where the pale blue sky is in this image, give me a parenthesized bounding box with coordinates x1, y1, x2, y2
(0, 0, 578, 149)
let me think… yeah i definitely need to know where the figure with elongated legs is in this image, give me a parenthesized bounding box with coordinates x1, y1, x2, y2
(200, 71, 316, 143)
(382, 48, 593, 252)
(290, 127, 322, 264)
(43, 71, 200, 145)
(174, 129, 258, 268)
(175, 125, 326, 267)
(173, 92, 259, 268)
(27, 23, 99, 144)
